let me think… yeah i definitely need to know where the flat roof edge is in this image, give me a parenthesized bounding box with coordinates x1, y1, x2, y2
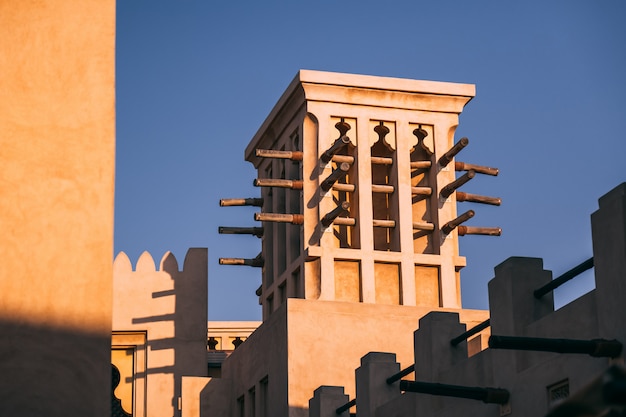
(245, 70, 476, 161)
(298, 69, 476, 97)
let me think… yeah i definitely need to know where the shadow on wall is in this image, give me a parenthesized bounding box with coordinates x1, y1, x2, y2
(0, 319, 110, 416)
(113, 248, 208, 417)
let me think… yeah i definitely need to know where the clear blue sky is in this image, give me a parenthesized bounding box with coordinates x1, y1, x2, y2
(115, 1, 626, 321)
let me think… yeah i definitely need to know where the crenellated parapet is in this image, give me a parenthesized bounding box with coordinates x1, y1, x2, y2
(113, 249, 206, 274)
(113, 249, 208, 337)
(112, 248, 208, 417)
(309, 183, 626, 417)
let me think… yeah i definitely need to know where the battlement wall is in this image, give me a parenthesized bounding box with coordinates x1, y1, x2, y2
(112, 248, 208, 417)
(311, 183, 626, 417)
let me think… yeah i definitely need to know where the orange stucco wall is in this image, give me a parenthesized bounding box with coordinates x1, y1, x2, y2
(0, 1, 116, 415)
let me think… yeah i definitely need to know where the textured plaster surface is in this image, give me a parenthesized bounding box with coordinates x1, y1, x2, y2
(372, 185, 626, 416)
(217, 298, 488, 417)
(0, 0, 115, 332)
(113, 249, 208, 417)
(244, 70, 475, 322)
(0, 1, 115, 415)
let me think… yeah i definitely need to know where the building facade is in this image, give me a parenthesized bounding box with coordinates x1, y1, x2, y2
(207, 70, 504, 417)
(207, 71, 624, 417)
(310, 182, 626, 417)
(3, 4, 619, 413)
(0, 2, 116, 415)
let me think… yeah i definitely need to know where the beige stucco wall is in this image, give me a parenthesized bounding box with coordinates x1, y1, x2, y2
(218, 299, 488, 417)
(0, 1, 115, 415)
(286, 300, 488, 416)
(243, 71, 476, 321)
(208, 321, 261, 351)
(370, 184, 626, 417)
(218, 306, 291, 417)
(113, 249, 208, 417)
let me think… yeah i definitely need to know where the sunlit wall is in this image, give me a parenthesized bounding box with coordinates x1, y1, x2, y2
(0, 1, 116, 415)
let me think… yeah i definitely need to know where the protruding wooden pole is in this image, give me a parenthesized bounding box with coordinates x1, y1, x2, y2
(456, 192, 501, 206)
(440, 170, 475, 198)
(413, 222, 435, 231)
(332, 183, 356, 192)
(371, 184, 395, 194)
(411, 187, 432, 196)
(333, 217, 356, 226)
(321, 162, 350, 191)
(321, 136, 351, 163)
(457, 226, 501, 236)
(439, 137, 469, 167)
(253, 178, 303, 190)
(410, 161, 432, 170)
(399, 380, 510, 405)
(455, 161, 499, 176)
(321, 201, 350, 227)
(533, 257, 594, 299)
(373, 219, 395, 228)
(441, 210, 475, 234)
(255, 149, 303, 161)
(488, 335, 622, 358)
(335, 399, 356, 415)
(220, 198, 264, 207)
(219, 255, 264, 267)
(332, 155, 355, 164)
(254, 212, 304, 225)
(218, 226, 264, 237)
(371, 156, 393, 165)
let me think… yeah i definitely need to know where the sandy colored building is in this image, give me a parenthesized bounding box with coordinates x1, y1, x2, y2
(1, 7, 622, 413)
(112, 249, 208, 417)
(207, 321, 262, 378)
(309, 182, 626, 417)
(0, 2, 116, 416)
(206, 70, 500, 416)
(203, 71, 625, 417)
(109, 70, 496, 417)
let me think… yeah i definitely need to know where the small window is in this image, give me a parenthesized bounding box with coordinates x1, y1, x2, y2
(547, 379, 569, 406)
(266, 294, 274, 318)
(249, 387, 256, 417)
(291, 269, 301, 298)
(260, 377, 269, 417)
(237, 396, 245, 417)
(279, 282, 287, 304)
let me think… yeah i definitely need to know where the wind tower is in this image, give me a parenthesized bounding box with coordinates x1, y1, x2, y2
(220, 70, 501, 321)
